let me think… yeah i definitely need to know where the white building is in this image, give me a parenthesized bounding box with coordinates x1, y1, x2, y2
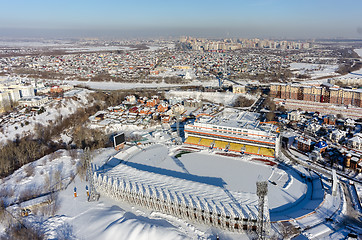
(287, 110, 302, 121)
(184, 110, 279, 158)
(348, 133, 362, 150)
(329, 129, 346, 143)
(18, 96, 48, 107)
(0, 84, 35, 102)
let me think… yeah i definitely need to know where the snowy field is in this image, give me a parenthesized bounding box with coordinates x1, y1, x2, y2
(1, 148, 251, 240)
(334, 48, 362, 80)
(166, 90, 257, 106)
(289, 62, 339, 79)
(120, 144, 306, 211)
(294, 48, 362, 86)
(355, 48, 362, 60)
(0, 40, 167, 53)
(54, 45, 133, 53)
(59, 79, 220, 90)
(0, 40, 74, 48)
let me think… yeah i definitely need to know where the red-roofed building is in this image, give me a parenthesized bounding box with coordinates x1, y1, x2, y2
(157, 102, 168, 113)
(146, 99, 158, 107)
(129, 106, 139, 114)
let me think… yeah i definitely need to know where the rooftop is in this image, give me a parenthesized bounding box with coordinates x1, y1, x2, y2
(198, 110, 278, 133)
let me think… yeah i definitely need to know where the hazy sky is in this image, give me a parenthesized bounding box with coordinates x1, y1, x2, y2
(1, 0, 362, 39)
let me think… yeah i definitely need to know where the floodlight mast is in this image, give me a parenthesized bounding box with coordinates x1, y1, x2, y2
(256, 181, 268, 240)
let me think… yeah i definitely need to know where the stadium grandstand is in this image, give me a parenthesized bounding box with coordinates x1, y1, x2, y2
(184, 111, 280, 158)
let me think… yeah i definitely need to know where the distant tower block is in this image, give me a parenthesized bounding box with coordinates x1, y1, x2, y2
(257, 181, 268, 240)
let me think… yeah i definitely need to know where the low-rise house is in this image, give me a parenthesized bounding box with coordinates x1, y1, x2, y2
(168, 97, 183, 105)
(157, 102, 168, 113)
(309, 150, 322, 162)
(171, 103, 185, 115)
(305, 122, 321, 136)
(50, 86, 63, 94)
(350, 156, 362, 172)
(281, 131, 297, 149)
(184, 98, 202, 108)
(347, 133, 362, 150)
(323, 115, 336, 125)
(129, 106, 139, 114)
(287, 110, 302, 122)
(329, 129, 346, 143)
(125, 95, 137, 104)
(232, 85, 246, 94)
(146, 99, 158, 107)
(138, 96, 148, 104)
(345, 118, 356, 128)
(139, 107, 152, 116)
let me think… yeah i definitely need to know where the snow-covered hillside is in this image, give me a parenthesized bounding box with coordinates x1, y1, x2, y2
(0, 148, 250, 240)
(0, 89, 92, 144)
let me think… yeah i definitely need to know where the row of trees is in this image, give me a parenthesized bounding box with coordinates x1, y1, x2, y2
(0, 95, 103, 178)
(233, 96, 255, 108)
(336, 61, 362, 75)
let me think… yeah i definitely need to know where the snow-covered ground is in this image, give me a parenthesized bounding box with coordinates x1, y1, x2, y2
(0, 88, 92, 144)
(166, 90, 257, 106)
(0, 148, 251, 239)
(333, 48, 362, 80)
(291, 48, 362, 85)
(149, 68, 197, 79)
(61, 79, 219, 90)
(0, 121, 354, 239)
(117, 144, 306, 211)
(289, 63, 339, 79)
(54, 45, 133, 53)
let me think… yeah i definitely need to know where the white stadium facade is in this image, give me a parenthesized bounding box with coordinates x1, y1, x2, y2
(184, 111, 280, 158)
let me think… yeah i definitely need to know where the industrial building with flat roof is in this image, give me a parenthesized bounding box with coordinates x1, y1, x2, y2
(184, 111, 280, 158)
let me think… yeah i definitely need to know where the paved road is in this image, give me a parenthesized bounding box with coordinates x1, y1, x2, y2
(350, 72, 362, 77)
(281, 148, 332, 177)
(282, 148, 362, 185)
(339, 182, 362, 233)
(280, 148, 362, 237)
(250, 97, 265, 112)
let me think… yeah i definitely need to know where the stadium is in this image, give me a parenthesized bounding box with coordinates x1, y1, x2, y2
(91, 111, 316, 236)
